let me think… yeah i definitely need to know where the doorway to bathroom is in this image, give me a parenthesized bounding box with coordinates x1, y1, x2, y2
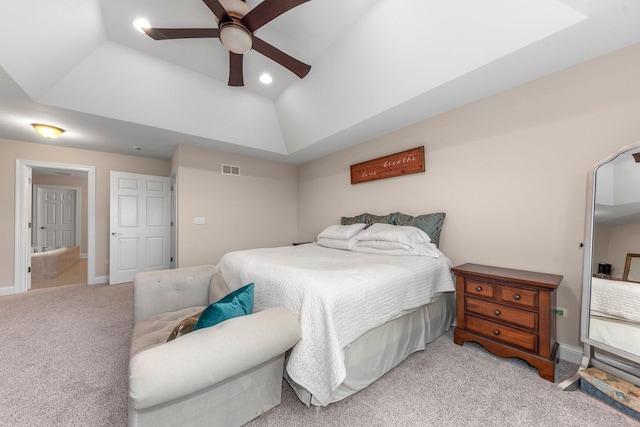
(13, 159, 96, 295)
(30, 177, 85, 290)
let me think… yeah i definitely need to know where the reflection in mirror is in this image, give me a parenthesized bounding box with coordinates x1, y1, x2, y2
(589, 146, 640, 359)
(622, 253, 640, 283)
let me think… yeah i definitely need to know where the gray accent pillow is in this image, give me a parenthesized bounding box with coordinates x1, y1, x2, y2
(340, 213, 367, 225)
(395, 212, 446, 247)
(364, 212, 400, 227)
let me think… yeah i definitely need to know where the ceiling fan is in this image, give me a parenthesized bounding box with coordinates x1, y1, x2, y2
(142, 0, 312, 87)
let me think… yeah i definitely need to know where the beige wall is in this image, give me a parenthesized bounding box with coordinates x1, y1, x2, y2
(592, 224, 612, 276)
(0, 138, 170, 286)
(297, 43, 640, 347)
(32, 174, 89, 255)
(595, 223, 640, 279)
(173, 144, 298, 267)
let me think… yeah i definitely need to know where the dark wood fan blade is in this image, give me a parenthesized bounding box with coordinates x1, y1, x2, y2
(241, 0, 309, 32)
(202, 0, 231, 22)
(143, 28, 220, 40)
(228, 52, 244, 86)
(252, 36, 311, 79)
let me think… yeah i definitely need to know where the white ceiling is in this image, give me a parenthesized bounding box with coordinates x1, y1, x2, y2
(1, 0, 640, 164)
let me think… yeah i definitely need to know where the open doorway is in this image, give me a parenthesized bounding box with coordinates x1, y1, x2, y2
(30, 170, 86, 290)
(14, 159, 97, 295)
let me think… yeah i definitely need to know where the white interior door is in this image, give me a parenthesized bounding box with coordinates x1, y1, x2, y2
(109, 172, 171, 285)
(33, 186, 76, 248)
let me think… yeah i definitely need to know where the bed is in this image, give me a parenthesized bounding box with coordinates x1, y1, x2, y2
(217, 220, 456, 406)
(590, 277, 640, 356)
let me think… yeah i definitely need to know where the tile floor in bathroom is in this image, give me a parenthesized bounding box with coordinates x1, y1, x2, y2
(30, 258, 88, 290)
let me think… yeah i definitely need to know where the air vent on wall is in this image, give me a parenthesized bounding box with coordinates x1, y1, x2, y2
(221, 164, 241, 176)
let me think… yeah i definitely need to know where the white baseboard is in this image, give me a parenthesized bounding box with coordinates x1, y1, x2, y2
(0, 286, 16, 296)
(92, 275, 108, 284)
(558, 343, 583, 364)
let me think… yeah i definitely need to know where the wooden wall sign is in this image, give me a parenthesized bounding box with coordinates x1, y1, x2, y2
(350, 146, 424, 184)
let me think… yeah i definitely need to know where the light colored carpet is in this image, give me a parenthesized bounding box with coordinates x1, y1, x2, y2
(0, 283, 132, 427)
(251, 336, 640, 427)
(0, 283, 638, 426)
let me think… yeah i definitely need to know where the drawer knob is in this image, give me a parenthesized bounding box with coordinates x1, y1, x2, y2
(494, 310, 500, 316)
(475, 286, 482, 292)
(513, 294, 521, 301)
(493, 329, 500, 336)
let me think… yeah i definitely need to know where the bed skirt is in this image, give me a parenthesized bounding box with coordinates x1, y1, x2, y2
(285, 291, 455, 406)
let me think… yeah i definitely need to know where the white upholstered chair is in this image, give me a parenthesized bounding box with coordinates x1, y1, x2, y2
(128, 265, 301, 427)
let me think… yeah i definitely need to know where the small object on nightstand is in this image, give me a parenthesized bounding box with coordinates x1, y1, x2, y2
(452, 263, 562, 382)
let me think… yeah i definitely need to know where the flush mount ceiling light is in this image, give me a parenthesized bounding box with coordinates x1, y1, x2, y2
(31, 123, 65, 139)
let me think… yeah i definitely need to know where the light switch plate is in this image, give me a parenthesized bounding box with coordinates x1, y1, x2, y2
(194, 217, 206, 225)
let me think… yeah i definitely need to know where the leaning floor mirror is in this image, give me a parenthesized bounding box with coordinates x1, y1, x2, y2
(559, 142, 640, 391)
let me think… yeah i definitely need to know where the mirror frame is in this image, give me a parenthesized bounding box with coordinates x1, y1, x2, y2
(580, 141, 640, 367)
(622, 253, 640, 283)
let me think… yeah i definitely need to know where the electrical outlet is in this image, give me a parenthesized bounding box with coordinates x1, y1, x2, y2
(554, 307, 568, 317)
(194, 217, 206, 225)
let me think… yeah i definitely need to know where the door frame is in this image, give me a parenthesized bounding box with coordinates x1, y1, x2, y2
(11, 159, 96, 295)
(33, 184, 82, 249)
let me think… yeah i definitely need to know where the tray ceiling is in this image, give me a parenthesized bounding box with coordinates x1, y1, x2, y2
(1, 0, 640, 164)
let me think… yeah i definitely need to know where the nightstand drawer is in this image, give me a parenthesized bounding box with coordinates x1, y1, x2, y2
(499, 286, 537, 309)
(465, 280, 495, 299)
(466, 315, 538, 352)
(465, 297, 538, 330)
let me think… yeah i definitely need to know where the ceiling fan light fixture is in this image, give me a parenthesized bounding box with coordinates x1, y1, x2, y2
(31, 123, 65, 139)
(219, 21, 252, 54)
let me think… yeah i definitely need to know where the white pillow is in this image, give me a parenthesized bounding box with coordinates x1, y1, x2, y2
(355, 240, 413, 251)
(316, 236, 358, 251)
(317, 223, 366, 241)
(355, 223, 431, 246)
(352, 242, 442, 258)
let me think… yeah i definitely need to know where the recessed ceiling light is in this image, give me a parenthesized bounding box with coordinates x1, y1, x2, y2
(133, 18, 150, 34)
(259, 73, 273, 85)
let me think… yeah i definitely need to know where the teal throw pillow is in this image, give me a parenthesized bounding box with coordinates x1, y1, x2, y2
(193, 283, 254, 330)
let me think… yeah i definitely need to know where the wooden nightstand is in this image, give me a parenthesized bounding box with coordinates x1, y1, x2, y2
(452, 263, 562, 382)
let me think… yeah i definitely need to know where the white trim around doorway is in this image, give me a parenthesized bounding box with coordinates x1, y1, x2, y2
(5, 159, 98, 296)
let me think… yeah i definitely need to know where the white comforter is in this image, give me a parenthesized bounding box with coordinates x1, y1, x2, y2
(591, 277, 640, 323)
(217, 243, 455, 406)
